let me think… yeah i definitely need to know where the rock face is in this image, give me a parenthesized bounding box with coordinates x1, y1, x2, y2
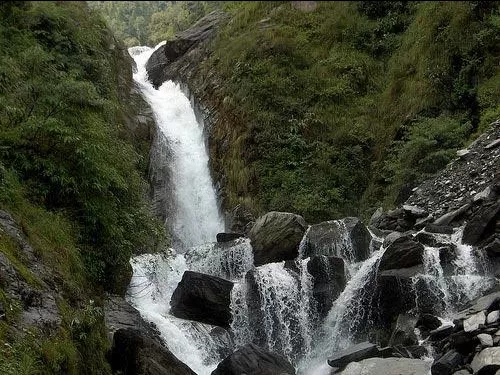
(339, 357, 431, 375)
(378, 236, 424, 271)
(248, 211, 307, 266)
(306, 256, 346, 317)
(301, 217, 372, 262)
(211, 343, 295, 375)
(170, 271, 234, 328)
(109, 328, 197, 375)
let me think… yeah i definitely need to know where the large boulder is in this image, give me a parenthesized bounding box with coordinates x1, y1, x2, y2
(301, 217, 371, 262)
(378, 235, 424, 271)
(462, 201, 500, 245)
(211, 343, 295, 375)
(307, 256, 346, 317)
(170, 271, 233, 328)
(328, 342, 380, 369)
(109, 328, 196, 375)
(471, 347, 500, 373)
(248, 211, 307, 266)
(339, 357, 431, 375)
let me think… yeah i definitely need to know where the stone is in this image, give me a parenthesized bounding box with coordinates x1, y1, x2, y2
(474, 187, 493, 202)
(448, 331, 480, 355)
(431, 350, 464, 375)
(462, 202, 500, 245)
(211, 343, 295, 375)
(457, 149, 470, 157)
(109, 328, 196, 375)
(248, 211, 307, 266)
(478, 334, 494, 347)
(389, 314, 418, 347)
(485, 139, 500, 149)
(417, 313, 442, 331)
(464, 311, 486, 332)
(429, 323, 455, 341)
(471, 347, 500, 373)
(170, 271, 233, 328)
(301, 217, 371, 262)
(403, 205, 428, 218)
(370, 207, 384, 227)
(216, 232, 244, 243)
(415, 231, 449, 248)
(485, 238, 500, 256)
(378, 235, 425, 271)
(227, 204, 255, 234)
(339, 357, 431, 375)
(306, 255, 346, 317)
(424, 224, 455, 235)
(452, 371, 471, 375)
(327, 342, 380, 369)
(488, 311, 500, 324)
(433, 204, 471, 226)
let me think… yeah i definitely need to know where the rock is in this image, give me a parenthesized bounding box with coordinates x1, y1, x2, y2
(464, 311, 486, 332)
(170, 271, 233, 328)
(425, 224, 455, 235)
(474, 187, 493, 202)
(216, 233, 244, 243)
(227, 204, 255, 234)
(403, 205, 428, 218)
(306, 256, 346, 317)
(447, 331, 479, 355)
(370, 207, 384, 227)
(417, 313, 443, 331)
(487, 311, 500, 324)
(339, 357, 431, 375)
(389, 314, 418, 346)
(457, 149, 470, 157)
(378, 236, 425, 271)
(462, 202, 500, 245)
(452, 371, 471, 375)
(109, 328, 196, 375)
(211, 343, 295, 375)
(415, 232, 449, 248)
(485, 238, 500, 256)
(301, 217, 371, 262)
(248, 211, 307, 266)
(327, 342, 380, 369)
(429, 323, 455, 341)
(431, 350, 464, 375)
(434, 204, 471, 226)
(471, 347, 500, 374)
(382, 231, 405, 249)
(485, 139, 500, 149)
(478, 334, 494, 347)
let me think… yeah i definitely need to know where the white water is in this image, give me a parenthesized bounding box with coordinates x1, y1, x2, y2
(129, 44, 224, 249)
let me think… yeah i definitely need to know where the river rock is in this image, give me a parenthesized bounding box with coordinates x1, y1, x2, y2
(464, 311, 486, 332)
(431, 350, 464, 375)
(339, 357, 431, 375)
(327, 341, 380, 369)
(389, 314, 418, 346)
(462, 201, 500, 245)
(216, 232, 244, 243)
(248, 211, 307, 266)
(447, 331, 480, 355)
(378, 236, 424, 271)
(300, 217, 371, 262)
(471, 347, 500, 373)
(109, 328, 196, 375)
(414, 231, 449, 248)
(478, 333, 494, 347)
(417, 313, 442, 331)
(424, 223, 455, 235)
(307, 255, 346, 317)
(170, 271, 233, 328)
(211, 343, 295, 375)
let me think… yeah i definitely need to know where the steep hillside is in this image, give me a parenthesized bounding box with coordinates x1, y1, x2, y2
(0, 2, 162, 373)
(146, 1, 499, 224)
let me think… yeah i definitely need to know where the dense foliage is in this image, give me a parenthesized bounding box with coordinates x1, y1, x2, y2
(87, 1, 224, 46)
(197, 1, 500, 222)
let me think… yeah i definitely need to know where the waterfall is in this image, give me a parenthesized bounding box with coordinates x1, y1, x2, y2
(129, 44, 224, 250)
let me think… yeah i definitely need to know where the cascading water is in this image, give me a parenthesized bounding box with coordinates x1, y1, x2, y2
(126, 43, 497, 375)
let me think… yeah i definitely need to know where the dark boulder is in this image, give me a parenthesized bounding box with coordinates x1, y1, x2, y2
(327, 341, 380, 369)
(462, 201, 500, 245)
(301, 217, 371, 262)
(306, 256, 346, 317)
(415, 232, 449, 248)
(170, 271, 233, 328)
(424, 224, 454, 235)
(248, 211, 307, 266)
(211, 343, 295, 375)
(431, 350, 463, 375)
(447, 331, 480, 355)
(388, 314, 418, 347)
(416, 313, 442, 331)
(216, 233, 244, 243)
(109, 328, 196, 375)
(227, 204, 255, 234)
(379, 236, 424, 271)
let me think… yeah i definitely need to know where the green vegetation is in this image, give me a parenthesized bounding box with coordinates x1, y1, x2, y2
(88, 1, 224, 46)
(0, 1, 163, 372)
(197, 1, 500, 222)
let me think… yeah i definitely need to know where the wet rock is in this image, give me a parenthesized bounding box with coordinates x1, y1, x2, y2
(403, 205, 428, 218)
(216, 233, 244, 243)
(109, 328, 196, 375)
(341, 357, 431, 374)
(434, 204, 471, 226)
(327, 342, 380, 369)
(248, 211, 307, 266)
(477, 333, 493, 347)
(429, 323, 455, 342)
(431, 350, 464, 375)
(170, 271, 233, 328)
(464, 311, 486, 332)
(417, 313, 442, 331)
(484, 237, 500, 256)
(301, 217, 371, 262)
(425, 224, 455, 235)
(389, 314, 418, 347)
(471, 347, 500, 374)
(378, 236, 425, 271)
(306, 256, 346, 317)
(462, 202, 500, 246)
(487, 310, 500, 324)
(447, 331, 479, 355)
(211, 343, 295, 375)
(415, 232, 449, 248)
